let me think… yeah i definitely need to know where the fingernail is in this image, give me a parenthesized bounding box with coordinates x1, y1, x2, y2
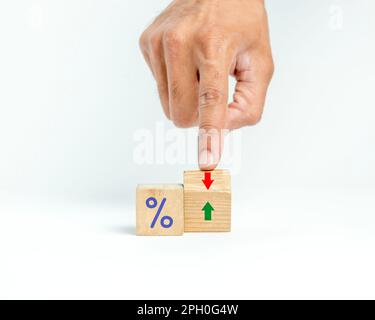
(199, 149, 216, 170)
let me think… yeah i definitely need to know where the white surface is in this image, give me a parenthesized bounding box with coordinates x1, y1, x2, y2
(0, 0, 374, 299)
(1, 187, 374, 300)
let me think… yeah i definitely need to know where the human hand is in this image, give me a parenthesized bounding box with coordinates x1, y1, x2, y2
(140, 0, 274, 170)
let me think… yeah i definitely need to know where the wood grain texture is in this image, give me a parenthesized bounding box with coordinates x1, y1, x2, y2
(184, 170, 231, 232)
(136, 184, 184, 236)
(184, 170, 231, 192)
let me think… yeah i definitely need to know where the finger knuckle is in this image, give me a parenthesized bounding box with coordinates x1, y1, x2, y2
(198, 121, 221, 132)
(200, 41, 223, 59)
(199, 87, 225, 108)
(170, 82, 182, 102)
(196, 27, 226, 58)
(196, 26, 220, 44)
(163, 29, 184, 51)
(149, 33, 162, 53)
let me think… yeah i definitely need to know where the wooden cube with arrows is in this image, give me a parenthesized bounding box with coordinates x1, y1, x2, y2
(183, 170, 231, 232)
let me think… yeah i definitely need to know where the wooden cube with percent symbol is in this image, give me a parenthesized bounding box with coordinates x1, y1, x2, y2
(136, 184, 184, 236)
(184, 170, 231, 232)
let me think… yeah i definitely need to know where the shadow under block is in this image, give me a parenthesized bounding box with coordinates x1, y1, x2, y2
(136, 184, 184, 236)
(184, 170, 231, 232)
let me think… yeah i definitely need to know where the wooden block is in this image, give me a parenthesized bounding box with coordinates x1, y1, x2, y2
(184, 170, 231, 232)
(136, 184, 184, 236)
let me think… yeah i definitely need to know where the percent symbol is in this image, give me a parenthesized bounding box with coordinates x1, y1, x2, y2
(146, 197, 174, 229)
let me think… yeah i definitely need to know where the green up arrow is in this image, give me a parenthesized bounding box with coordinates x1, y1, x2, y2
(202, 202, 214, 221)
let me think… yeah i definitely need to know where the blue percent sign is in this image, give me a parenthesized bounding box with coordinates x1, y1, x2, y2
(146, 197, 174, 229)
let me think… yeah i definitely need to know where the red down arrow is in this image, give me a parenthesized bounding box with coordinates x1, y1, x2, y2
(202, 172, 214, 190)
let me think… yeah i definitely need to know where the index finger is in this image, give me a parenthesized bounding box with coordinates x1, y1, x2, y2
(197, 57, 231, 170)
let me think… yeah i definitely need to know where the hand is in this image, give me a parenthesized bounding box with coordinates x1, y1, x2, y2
(140, 0, 274, 170)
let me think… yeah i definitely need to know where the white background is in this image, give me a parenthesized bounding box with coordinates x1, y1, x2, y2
(0, 0, 374, 299)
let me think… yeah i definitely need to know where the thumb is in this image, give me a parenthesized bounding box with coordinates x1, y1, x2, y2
(198, 61, 229, 170)
(227, 51, 274, 129)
